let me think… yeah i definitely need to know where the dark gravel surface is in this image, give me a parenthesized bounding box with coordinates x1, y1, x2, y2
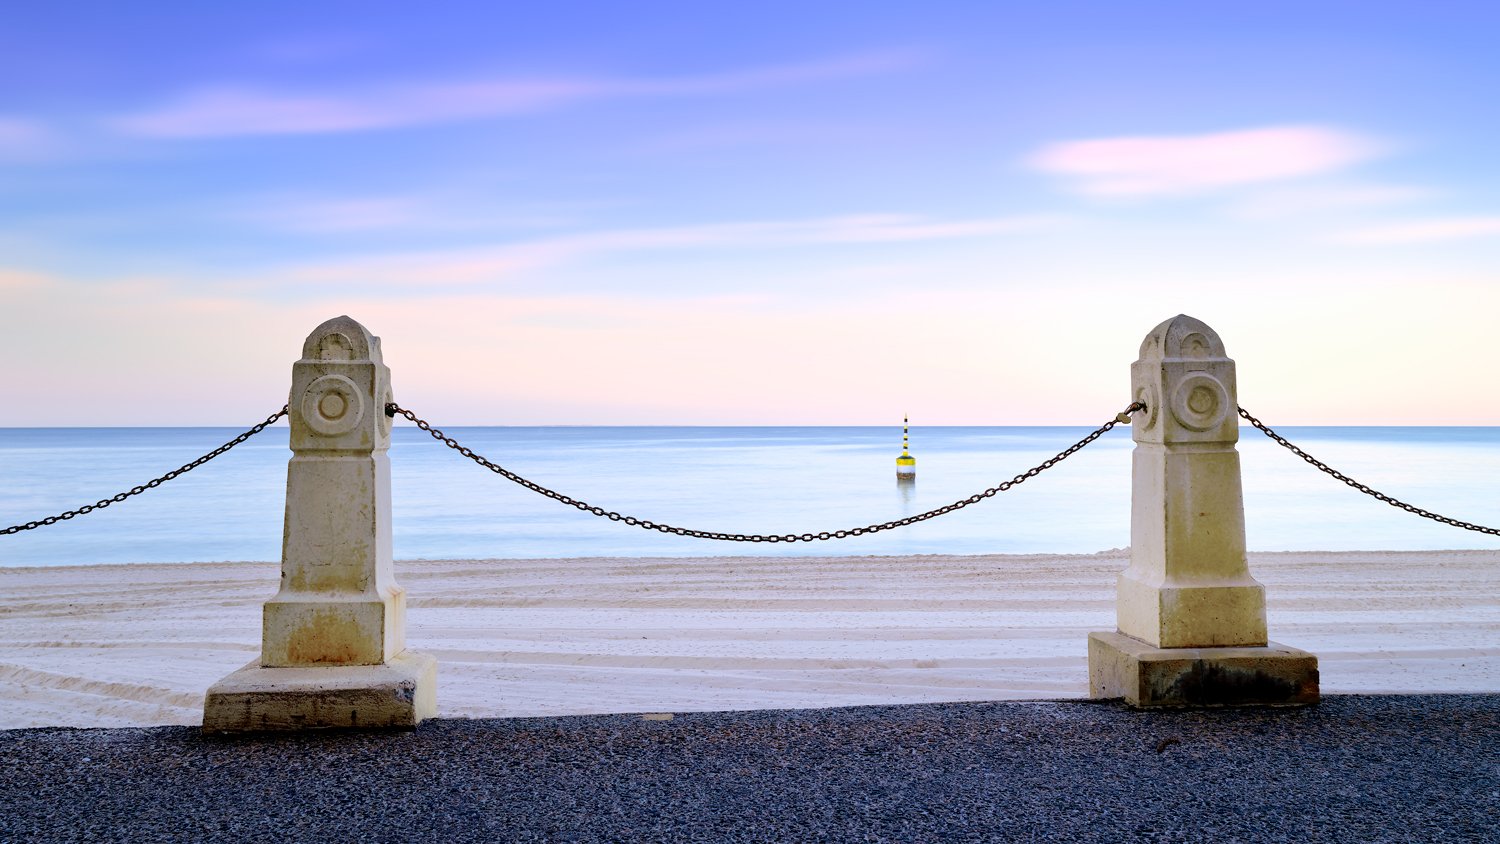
(2, 694, 1497, 843)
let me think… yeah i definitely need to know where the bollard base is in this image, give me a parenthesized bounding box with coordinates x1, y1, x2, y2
(202, 650, 436, 734)
(1088, 631, 1318, 708)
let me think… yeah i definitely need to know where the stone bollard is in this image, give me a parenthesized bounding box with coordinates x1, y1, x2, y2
(1088, 315, 1318, 707)
(203, 316, 436, 732)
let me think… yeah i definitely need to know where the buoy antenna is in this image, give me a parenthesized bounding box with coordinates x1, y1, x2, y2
(896, 413, 916, 479)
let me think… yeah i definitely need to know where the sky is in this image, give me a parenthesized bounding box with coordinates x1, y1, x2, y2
(4, 1, 1500, 425)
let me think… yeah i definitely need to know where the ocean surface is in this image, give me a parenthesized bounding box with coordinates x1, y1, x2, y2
(2, 424, 1498, 566)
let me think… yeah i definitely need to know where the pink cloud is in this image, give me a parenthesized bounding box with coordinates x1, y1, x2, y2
(111, 52, 920, 139)
(112, 81, 596, 137)
(274, 213, 1062, 287)
(1030, 126, 1380, 196)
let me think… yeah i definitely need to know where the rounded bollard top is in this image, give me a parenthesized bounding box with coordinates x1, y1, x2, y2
(301, 315, 383, 364)
(1131, 314, 1238, 445)
(290, 316, 393, 452)
(1138, 314, 1227, 362)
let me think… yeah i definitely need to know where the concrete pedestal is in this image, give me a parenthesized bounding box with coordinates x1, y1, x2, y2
(203, 652, 437, 733)
(203, 316, 436, 733)
(1089, 631, 1318, 708)
(1089, 315, 1318, 708)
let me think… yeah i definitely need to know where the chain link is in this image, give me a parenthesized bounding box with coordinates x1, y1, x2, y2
(1, 406, 290, 536)
(1239, 406, 1500, 537)
(387, 402, 1145, 543)
(12, 399, 1492, 541)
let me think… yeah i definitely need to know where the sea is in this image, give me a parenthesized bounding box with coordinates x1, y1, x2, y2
(2, 425, 1498, 566)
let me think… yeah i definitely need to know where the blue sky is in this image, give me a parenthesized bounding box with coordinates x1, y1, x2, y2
(5, 2, 1500, 424)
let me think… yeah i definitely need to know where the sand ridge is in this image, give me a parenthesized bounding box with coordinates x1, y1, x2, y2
(1, 550, 1498, 729)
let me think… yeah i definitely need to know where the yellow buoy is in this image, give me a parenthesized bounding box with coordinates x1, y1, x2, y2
(896, 414, 916, 479)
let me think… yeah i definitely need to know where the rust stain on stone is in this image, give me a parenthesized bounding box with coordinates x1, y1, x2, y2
(285, 610, 367, 664)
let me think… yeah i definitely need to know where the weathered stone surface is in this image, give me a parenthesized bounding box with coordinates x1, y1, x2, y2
(1089, 631, 1319, 707)
(1116, 315, 1267, 648)
(263, 316, 405, 666)
(204, 315, 435, 731)
(1090, 315, 1318, 707)
(202, 651, 437, 733)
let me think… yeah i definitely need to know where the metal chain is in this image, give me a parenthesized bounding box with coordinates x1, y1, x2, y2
(1, 406, 290, 536)
(14, 399, 1491, 540)
(387, 402, 1145, 543)
(1239, 406, 1500, 537)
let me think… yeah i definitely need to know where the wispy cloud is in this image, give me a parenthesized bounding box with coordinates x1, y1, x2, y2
(0, 268, 50, 291)
(632, 119, 881, 154)
(607, 51, 920, 96)
(1227, 184, 1430, 219)
(1030, 126, 1380, 197)
(226, 192, 590, 235)
(690, 213, 1059, 245)
(274, 212, 1063, 287)
(112, 81, 596, 137)
(111, 51, 921, 139)
(0, 117, 55, 160)
(228, 194, 435, 233)
(1335, 216, 1500, 244)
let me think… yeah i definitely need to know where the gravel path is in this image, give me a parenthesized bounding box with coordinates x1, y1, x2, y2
(2, 694, 1497, 843)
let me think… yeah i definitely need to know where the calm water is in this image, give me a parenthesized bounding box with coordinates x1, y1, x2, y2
(2, 425, 1498, 566)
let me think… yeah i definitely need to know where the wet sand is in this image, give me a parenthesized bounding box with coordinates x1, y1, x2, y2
(1, 550, 1497, 728)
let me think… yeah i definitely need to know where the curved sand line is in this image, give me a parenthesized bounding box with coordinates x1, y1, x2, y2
(1, 550, 1498, 728)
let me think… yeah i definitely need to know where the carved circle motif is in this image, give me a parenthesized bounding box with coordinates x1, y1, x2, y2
(1135, 382, 1159, 431)
(301, 374, 365, 436)
(1170, 373, 1229, 432)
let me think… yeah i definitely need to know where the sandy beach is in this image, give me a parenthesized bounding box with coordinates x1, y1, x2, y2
(2, 550, 1497, 729)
